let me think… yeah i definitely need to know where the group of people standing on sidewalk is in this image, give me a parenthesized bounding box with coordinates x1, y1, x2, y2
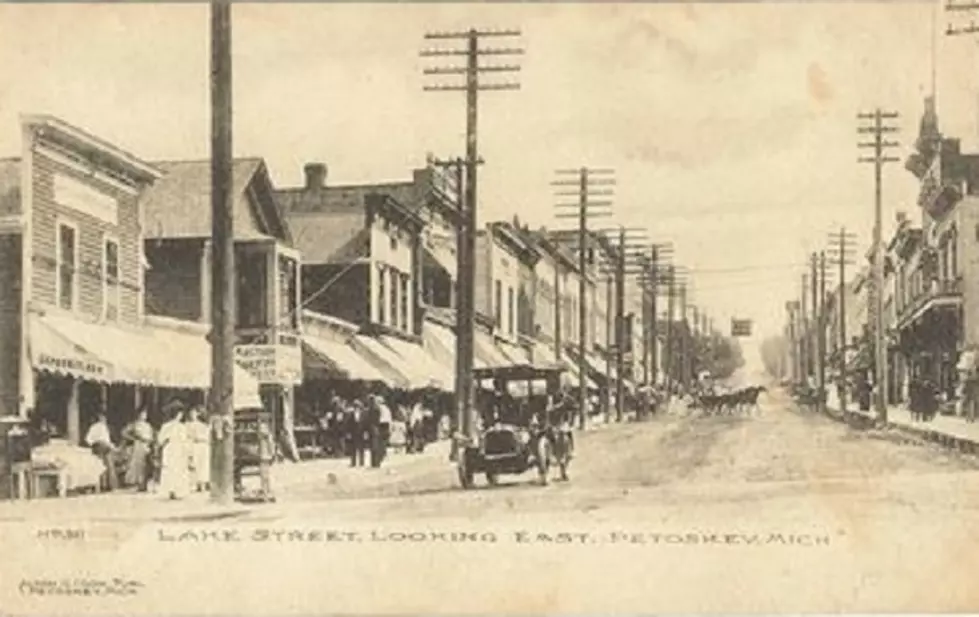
(83, 398, 212, 499)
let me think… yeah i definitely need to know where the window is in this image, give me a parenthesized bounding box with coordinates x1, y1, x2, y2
(400, 274, 410, 332)
(103, 237, 120, 321)
(507, 286, 515, 336)
(494, 280, 502, 327)
(377, 264, 386, 325)
(236, 249, 268, 328)
(56, 222, 77, 311)
(278, 255, 298, 329)
(950, 228, 959, 279)
(389, 268, 398, 329)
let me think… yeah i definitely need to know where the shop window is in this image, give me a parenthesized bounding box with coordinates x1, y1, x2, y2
(377, 264, 386, 325)
(103, 237, 120, 321)
(56, 222, 77, 311)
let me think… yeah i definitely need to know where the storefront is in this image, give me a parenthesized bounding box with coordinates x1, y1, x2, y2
(27, 309, 262, 443)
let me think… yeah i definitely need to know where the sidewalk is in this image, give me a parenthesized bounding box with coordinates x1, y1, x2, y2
(0, 440, 452, 522)
(822, 388, 979, 453)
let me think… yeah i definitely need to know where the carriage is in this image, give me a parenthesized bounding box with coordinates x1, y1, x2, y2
(455, 363, 574, 489)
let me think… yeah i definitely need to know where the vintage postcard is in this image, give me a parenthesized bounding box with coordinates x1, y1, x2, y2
(0, 1, 978, 614)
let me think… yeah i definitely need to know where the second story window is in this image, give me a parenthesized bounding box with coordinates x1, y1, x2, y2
(56, 222, 77, 311)
(507, 286, 514, 336)
(494, 280, 502, 327)
(377, 264, 387, 325)
(389, 268, 398, 330)
(278, 255, 298, 330)
(400, 273, 409, 332)
(236, 249, 268, 329)
(103, 237, 120, 321)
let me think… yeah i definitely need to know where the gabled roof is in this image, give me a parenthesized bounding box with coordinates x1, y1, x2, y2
(141, 158, 291, 244)
(287, 210, 368, 265)
(23, 115, 161, 183)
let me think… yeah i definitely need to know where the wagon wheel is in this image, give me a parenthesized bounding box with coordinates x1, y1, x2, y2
(536, 436, 550, 486)
(485, 471, 499, 486)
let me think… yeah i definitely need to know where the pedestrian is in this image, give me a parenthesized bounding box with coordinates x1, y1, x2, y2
(157, 400, 191, 500)
(122, 407, 154, 491)
(186, 405, 211, 492)
(257, 416, 276, 501)
(372, 394, 392, 467)
(85, 412, 118, 491)
(346, 400, 367, 467)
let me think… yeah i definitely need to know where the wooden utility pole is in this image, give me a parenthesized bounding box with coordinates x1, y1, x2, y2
(827, 226, 857, 411)
(858, 108, 900, 420)
(810, 253, 819, 398)
(432, 156, 469, 461)
(615, 227, 626, 422)
(553, 167, 614, 429)
(422, 28, 523, 447)
(209, 0, 235, 505)
(649, 246, 659, 385)
(800, 273, 808, 383)
(818, 251, 827, 410)
(665, 265, 675, 394)
(604, 272, 613, 422)
(679, 283, 688, 390)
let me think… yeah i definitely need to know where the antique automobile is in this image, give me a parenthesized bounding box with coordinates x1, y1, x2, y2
(455, 363, 574, 489)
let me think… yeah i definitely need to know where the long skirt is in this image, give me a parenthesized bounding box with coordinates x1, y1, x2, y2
(124, 441, 151, 488)
(192, 441, 210, 486)
(159, 441, 191, 498)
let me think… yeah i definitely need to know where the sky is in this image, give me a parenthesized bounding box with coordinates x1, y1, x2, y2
(1, 1, 976, 371)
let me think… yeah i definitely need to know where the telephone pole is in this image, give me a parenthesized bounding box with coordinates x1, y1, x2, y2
(422, 28, 523, 448)
(553, 167, 615, 429)
(209, 0, 235, 505)
(679, 283, 688, 390)
(595, 227, 650, 421)
(800, 272, 809, 384)
(858, 108, 900, 421)
(818, 251, 828, 410)
(827, 227, 857, 411)
(431, 156, 476, 461)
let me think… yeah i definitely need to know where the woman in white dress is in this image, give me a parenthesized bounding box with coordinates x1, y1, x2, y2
(186, 405, 211, 492)
(157, 401, 190, 500)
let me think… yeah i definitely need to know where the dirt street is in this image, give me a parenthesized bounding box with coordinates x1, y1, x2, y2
(7, 387, 979, 614)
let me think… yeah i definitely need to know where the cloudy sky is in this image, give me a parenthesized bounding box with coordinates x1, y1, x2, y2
(0, 1, 975, 367)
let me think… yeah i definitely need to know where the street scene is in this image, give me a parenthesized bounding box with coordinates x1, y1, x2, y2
(2, 1, 979, 614)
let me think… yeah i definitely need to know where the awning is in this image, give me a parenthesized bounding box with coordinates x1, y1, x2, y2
(302, 335, 390, 384)
(422, 321, 456, 369)
(497, 339, 531, 364)
(380, 335, 454, 391)
(29, 312, 261, 409)
(352, 335, 446, 390)
(474, 330, 512, 369)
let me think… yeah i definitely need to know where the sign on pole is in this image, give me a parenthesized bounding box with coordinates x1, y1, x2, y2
(731, 318, 753, 337)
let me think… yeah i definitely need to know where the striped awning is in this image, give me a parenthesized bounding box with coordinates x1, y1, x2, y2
(28, 312, 261, 409)
(302, 335, 390, 384)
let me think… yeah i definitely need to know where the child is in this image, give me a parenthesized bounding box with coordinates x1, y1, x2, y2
(257, 417, 276, 502)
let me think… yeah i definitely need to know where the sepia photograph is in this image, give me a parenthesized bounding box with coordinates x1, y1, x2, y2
(0, 0, 978, 614)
